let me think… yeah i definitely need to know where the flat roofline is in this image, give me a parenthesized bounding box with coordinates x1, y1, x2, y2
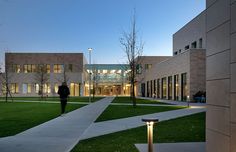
(173, 10, 206, 36)
(5, 52, 83, 54)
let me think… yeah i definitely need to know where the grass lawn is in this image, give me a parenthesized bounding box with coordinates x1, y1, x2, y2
(0, 96, 103, 103)
(95, 105, 185, 122)
(72, 112, 206, 152)
(0, 102, 83, 137)
(113, 97, 170, 105)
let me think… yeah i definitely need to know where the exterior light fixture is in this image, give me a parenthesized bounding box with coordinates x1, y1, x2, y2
(187, 95, 190, 108)
(142, 118, 159, 152)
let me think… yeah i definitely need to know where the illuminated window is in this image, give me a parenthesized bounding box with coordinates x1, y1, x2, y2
(168, 76, 172, 99)
(35, 83, 39, 93)
(181, 73, 187, 101)
(54, 64, 64, 73)
(22, 83, 31, 94)
(174, 74, 179, 100)
(32, 65, 37, 72)
(54, 83, 59, 93)
(43, 83, 51, 93)
(162, 77, 167, 99)
(46, 64, 50, 73)
(23, 64, 37, 73)
(12, 64, 21, 73)
(10, 83, 19, 93)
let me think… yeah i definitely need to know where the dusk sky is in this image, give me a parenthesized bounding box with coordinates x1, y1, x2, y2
(0, 0, 205, 64)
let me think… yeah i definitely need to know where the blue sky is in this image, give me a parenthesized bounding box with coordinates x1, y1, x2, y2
(0, 0, 205, 64)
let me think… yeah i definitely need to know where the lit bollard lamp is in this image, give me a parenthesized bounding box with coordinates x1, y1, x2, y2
(142, 118, 159, 152)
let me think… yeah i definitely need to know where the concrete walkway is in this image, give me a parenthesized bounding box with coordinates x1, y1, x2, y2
(80, 107, 206, 140)
(0, 97, 114, 152)
(138, 97, 206, 107)
(135, 142, 205, 152)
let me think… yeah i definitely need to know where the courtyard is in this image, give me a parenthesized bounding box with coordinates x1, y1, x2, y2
(0, 97, 206, 152)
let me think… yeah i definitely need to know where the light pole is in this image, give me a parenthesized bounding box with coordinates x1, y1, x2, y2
(88, 48, 92, 103)
(142, 118, 159, 152)
(187, 95, 190, 108)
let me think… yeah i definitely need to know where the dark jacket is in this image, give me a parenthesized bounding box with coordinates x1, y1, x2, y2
(58, 85, 70, 99)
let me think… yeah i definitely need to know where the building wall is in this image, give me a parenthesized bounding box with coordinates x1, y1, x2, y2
(206, 0, 236, 152)
(138, 49, 206, 101)
(4, 53, 85, 97)
(135, 56, 171, 96)
(173, 11, 206, 55)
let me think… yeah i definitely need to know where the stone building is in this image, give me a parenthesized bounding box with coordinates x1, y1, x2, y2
(206, 0, 236, 151)
(136, 11, 206, 101)
(2, 53, 86, 97)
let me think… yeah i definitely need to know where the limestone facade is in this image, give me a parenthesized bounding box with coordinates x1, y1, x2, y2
(206, 0, 236, 151)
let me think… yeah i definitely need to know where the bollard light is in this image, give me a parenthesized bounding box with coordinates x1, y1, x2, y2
(142, 118, 159, 152)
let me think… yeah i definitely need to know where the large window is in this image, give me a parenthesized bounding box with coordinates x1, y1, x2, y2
(150, 80, 153, 97)
(35, 83, 39, 94)
(46, 64, 50, 73)
(141, 83, 145, 97)
(161, 77, 167, 99)
(168, 76, 172, 100)
(54, 83, 59, 94)
(157, 79, 160, 98)
(145, 64, 152, 70)
(22, 83, 31, 94)
(68, 64, 73, 72)
(70, 83, 79, 96)
(54, 64, 64, 73)
(43, 83, 51, 93)
(147, 81, 149, 97)
(12, 64, 21, 73)
(181, 73, 187, 101)
(10, 83, 19, 93)
(154, 79, 156, 97)
(23, 64, 37, 73)
(174, 74, 179, 100)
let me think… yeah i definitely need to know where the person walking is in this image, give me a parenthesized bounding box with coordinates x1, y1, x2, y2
(58, 82, 70, 115)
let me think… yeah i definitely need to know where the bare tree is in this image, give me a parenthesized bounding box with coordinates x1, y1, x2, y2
(0, 63, 13, 102)
(34, 64, 49, 99)
(120, 14, 144, 107)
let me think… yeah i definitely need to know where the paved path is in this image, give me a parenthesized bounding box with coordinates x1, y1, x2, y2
(0, 97, 114, 152)
(135, 142, 205, 152)
(137, 97, 206, 107)
(80, 107, 206, 140)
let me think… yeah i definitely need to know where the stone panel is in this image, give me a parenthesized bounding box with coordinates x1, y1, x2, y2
(231, 124, 236, 152)
(206, 0, 230, 32)
(206, 22, 230, 56)
(206, 0, 217, 8)
(207, 105, 230, 136)
(231, 93, 236, 123)
(231, 63, 236, 92)
(206, 129, 230, 152)
(206, 79, 230, 107)
(232, 3, 236, 33)
(206, 50, 230, 80)
(231, 33, 236, 62)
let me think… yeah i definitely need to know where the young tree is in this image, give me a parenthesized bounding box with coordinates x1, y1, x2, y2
(34, 64, 49, 99)
(120, 14, 144, 107)
(0, 64, 13, 102)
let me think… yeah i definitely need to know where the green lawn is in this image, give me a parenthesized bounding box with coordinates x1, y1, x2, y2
(0, 96, 103, 103)
(0, 102, 83, 137)
(95, 105, 185, 122)
(113, 97, 170, 105)
(72, 112, 206, 152)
